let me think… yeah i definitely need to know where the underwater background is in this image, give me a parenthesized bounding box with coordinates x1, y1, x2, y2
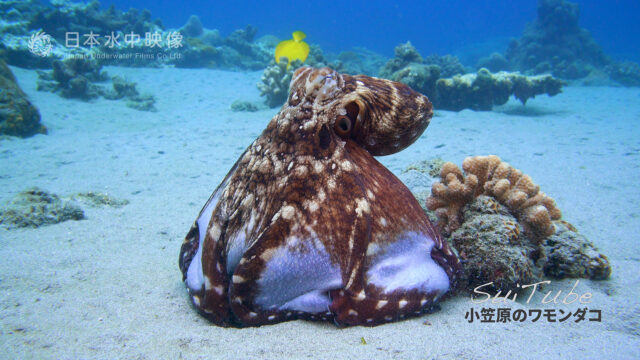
(102, 0, 640, 62)
(1, 0, 639, 359)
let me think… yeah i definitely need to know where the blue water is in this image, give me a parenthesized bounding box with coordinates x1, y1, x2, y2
(101, 0, 640, 62)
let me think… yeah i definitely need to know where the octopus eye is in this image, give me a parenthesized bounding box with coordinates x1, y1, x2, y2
(334, 116, 352, 138)
(334, 101, 360, 139)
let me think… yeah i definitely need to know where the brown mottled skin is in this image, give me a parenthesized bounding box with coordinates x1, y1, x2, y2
(179, 67, 461, 327)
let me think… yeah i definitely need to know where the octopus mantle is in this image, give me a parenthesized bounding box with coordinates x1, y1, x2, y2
(179, 67, 461, 327)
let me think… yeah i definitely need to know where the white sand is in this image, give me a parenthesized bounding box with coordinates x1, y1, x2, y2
(1, 66, 639, 359)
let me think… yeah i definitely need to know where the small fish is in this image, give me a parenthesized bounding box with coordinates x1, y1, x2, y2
(275, 31, 310, 68)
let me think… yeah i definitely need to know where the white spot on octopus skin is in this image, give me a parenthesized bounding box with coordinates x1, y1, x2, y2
(213, 285, 224, 295)
(281, 205, 295, 220)
(340, 160, 353, 172)
(348, 309, 358, 316)
(375, 300, 388, 310)
(398, 299, 408, 309)
(232, 275, 245, 284)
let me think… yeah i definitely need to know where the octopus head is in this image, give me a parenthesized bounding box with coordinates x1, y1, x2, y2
(288, 67, 434, 156)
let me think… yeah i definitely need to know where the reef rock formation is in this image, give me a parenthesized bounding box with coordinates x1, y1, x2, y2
(102, 75, 157, 112)
(605, 62, 640, 87)
(0, 59, 46, 137)
(423, 54, 466, 78)
(181, 14, 204, 38)
(435, 68, 564, 111)
(422, 155, 611, 291)
(505, 0, 609, 79)
(476, 52, 510, 73)
(450, 196, 547, 291)
(380, 43, 563, 111)
(37, 58, 155, 111)
(36, 57, 107, 99)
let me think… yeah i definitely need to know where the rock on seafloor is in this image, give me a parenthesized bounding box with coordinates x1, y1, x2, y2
(0, 59, 47, 137)
(0, 187, 129, 229)
(0, 187, 84, 229)
(406, 155, 612, 293)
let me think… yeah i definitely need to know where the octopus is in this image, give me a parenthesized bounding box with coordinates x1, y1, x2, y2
(179, 67, 461, 327)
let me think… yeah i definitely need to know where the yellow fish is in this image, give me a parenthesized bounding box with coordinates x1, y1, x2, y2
(275, 31, 310, 67)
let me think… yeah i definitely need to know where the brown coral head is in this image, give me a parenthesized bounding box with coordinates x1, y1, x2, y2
(288, 67, 434, 156)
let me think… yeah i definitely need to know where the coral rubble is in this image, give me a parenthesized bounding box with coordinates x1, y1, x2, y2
(70, 191, 129, 208)
(422, 155, 611, 291)
(36, 58, 156, 111)
(36, 57, 107, 99)
(0, 187, 84, 229)
(0, 59, 46, 137)
(230, 100, 260, 112)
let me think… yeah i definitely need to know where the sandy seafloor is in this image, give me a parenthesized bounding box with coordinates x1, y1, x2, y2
(0, 65, 639, 360)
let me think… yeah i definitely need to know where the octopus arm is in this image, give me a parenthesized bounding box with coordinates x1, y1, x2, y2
(326, 141, 461, 326)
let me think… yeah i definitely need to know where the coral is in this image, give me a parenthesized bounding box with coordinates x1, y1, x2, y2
(435, 68, 564, 111)
(379, 41, 423, 79)
(387, 63, 440, 101)
(543, 221, 611, 280)
(605, 61, 640, 87)
(305, 44, 330, 68)
(257, 59, 302, 108)
(476, 52, 510, 73)
(172, 37, 221, 68)
(36, 57, 106, 99)
(331, 47, 386, 77)
(37, 60, 156, 111)
(0, 187, 84, 229)
(427, 155, 561, 241)
(423, 54, 466, 78)
(28, 0, 163, 44)
(0, 59, 47, 137)
(230, 100, 259, 112)
(103, 75, 157, 112)
(379, 43, 563, 111)
(201, 29, 223, 47)
(181, 15, 203, 38)
(222, 25, 271, 70)
(505, 0, 611, 79)
(425, 161, 478, 235)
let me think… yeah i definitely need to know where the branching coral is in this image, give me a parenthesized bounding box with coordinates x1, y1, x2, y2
(257, 59, 303, 108)
(427, 155, 561, 241)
